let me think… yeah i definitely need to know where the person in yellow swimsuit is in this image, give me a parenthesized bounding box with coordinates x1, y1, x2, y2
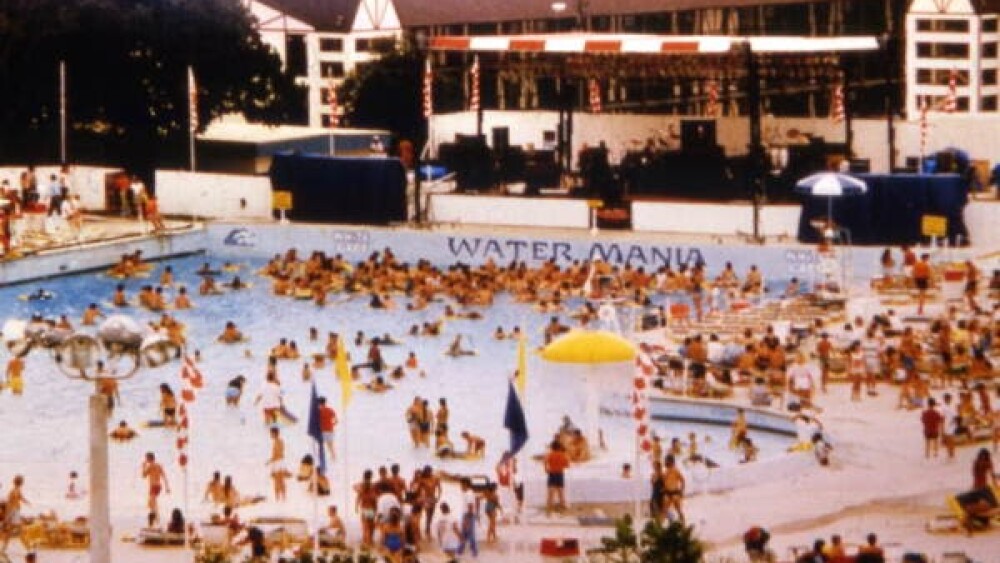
(5, 355, 25, 394)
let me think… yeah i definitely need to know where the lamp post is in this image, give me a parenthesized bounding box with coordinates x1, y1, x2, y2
(34, 315, 177, 562)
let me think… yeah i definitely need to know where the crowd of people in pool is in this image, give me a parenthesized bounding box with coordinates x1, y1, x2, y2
(2, 242, 1000, 562)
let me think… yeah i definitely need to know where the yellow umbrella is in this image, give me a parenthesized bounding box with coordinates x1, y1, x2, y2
(540, 330, 637, 450)
(540, 330, 637, 364)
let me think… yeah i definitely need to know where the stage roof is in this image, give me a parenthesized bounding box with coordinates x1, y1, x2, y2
(428, 33, 880, 55)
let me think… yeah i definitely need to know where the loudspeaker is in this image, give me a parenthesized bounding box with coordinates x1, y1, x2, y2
(681, 120, 717, 152)
(492, 127, 510, 152)
(849, 159, 870, 173)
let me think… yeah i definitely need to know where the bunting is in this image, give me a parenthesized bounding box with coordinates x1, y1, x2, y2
(422, 57, 433, 119)
(943, 69, 957, 113)
(633, 352, 655, 456)
(831, 84, 845, 124)
(469, 55, 481, 113)
(705, 80, 719, 117)
(588, 78, 602, 113)
(176, 355, 203, 468)
(187, 66, 198, 133)
(919, 96, 929, 158)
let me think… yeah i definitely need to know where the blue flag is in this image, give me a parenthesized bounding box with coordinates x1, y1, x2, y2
(307, 382, 327, 473)
(503, 381, 528, 456)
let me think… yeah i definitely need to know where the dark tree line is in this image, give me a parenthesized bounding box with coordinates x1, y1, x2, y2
(0, 0, 302, 176)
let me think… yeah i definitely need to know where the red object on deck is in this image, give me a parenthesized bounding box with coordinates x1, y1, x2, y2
(669, 303, 690, 319)
(540, 538, 580, 557)
(943, 269, 965, 282)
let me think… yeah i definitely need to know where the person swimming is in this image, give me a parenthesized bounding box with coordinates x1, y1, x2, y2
(25, 288, 55, 301)
(446, 335, 475, 357)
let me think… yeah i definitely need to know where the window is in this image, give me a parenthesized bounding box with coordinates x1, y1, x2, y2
(982, 95, 998, 111)
(501, 21, 522, 34)
(916, 19, 969, 32)
(319, 38, 343, 52)
(916, 42, 969, 59)
(957, 96, 969, 111)
(984, 18, 998, 33)
(983, 68, 997, 85)
(917, 68, 969, 85)
(320, 62, 344, 78)
(469, 22, 497, 35)
(589, 15, 611, 32)
(984, 42, 998, 58)
(355, 38, 371, 52)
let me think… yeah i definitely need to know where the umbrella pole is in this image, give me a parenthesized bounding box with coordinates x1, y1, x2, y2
(827, 196, 833, 230)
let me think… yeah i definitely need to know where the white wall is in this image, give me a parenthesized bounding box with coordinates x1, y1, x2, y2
(428, 193, 590, 228)
(632, 201, 801, 238)
(0, 165, 119, 211)
(155, 170, 272, 220)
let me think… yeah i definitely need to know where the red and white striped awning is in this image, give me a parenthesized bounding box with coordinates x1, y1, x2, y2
(429, 33, 879, 55)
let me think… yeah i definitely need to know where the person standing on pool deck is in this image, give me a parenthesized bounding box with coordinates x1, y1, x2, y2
(921, 397, 944, 459)
(266, 427, 288, 501)
(913, 253, 932, 315)
(318, 396, 337, 460)
(141, 453, 170, 523)
(663, 454, 686, 523)
(544, 440, 570, 516)
(254, 371, 282, 425)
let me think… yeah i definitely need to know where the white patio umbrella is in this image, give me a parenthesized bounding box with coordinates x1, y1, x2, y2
(794, 172, 868, 227)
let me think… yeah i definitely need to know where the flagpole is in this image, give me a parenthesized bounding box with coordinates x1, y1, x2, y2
(59, 60, 67, 164)
(313, 440, 321, 554)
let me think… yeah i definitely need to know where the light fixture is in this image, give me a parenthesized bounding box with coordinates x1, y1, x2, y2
(551, 1, 568, 13)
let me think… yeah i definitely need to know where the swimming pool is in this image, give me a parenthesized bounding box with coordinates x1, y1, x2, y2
(0, 238, 800, 527)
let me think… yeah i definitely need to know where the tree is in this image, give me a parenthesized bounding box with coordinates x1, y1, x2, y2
(595, 515, 705, 563)
(338, 37, 425, 145)
(0, 0, 302, 173)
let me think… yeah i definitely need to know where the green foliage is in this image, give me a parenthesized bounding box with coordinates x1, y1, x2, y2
(339, 37, 424, 142)
(0, 0, 302, 164)
(596, 515, 705, 563)
(639, 519, 705, 563)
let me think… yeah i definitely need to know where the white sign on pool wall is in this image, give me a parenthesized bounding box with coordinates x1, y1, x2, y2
(207, 224, 890, 282)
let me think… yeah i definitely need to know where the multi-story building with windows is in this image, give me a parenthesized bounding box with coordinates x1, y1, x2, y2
(245, 0, 403, 127)
(905, 0, 1000, 115)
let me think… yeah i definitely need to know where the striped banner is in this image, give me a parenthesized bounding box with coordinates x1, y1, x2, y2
(633, 353, 655, 456)
(943, 69, 957, 113)
(176, 355, 203, 468)
(588, 78, 602, 113)
(705, 80, 719, 117)
(831, 84, 845, 123)
(428, 34, 879, 55)
(188, 67, 198, 133)
(469, 55, 480, 112)
(919, 96, 929, 158)
(422, 57, 433, 119)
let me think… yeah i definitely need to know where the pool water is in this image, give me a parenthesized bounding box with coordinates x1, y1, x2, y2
(0, 252, 793, 520)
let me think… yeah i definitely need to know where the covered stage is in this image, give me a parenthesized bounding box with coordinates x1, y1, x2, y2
(423, 31, 882, 236)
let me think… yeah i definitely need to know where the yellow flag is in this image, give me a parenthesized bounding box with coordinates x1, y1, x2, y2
(335, 341, 352, 410)
(516, 334, 527, 395)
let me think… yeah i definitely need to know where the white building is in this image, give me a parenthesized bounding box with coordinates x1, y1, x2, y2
(906, 0, 1000, 116)
(245, 0, 403, 127)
